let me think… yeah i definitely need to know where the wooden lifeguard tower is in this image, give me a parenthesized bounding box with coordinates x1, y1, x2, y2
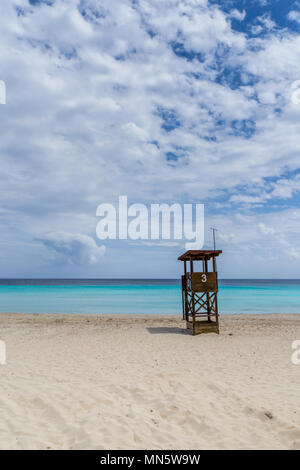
(178, 250, 222, 335)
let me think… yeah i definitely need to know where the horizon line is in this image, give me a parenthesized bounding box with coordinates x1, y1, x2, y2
(0, 278, 300, 281)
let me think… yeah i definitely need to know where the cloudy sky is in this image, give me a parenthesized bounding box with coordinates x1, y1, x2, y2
(1, 0, 300, 278)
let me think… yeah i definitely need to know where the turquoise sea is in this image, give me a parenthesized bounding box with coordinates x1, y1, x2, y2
(0, 279, 299, 314)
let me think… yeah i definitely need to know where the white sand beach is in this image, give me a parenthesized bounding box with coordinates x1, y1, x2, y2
(0, 313, 299, 450)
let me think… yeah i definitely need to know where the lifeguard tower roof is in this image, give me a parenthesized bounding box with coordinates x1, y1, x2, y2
(178, 250, 222, 261)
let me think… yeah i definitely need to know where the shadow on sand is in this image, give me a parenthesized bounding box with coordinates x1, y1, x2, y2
(146, 327, 189, 335)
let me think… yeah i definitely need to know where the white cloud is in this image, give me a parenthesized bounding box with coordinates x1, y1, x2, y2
(205, 208, 300, 276)
(37, 231, 106, 264)
(229, 194, 267, 204)
(258, 222, 275, 235)
(229, 9, 246, 22)
(251, 13, 276, 35)
(287, 10, 300, 24)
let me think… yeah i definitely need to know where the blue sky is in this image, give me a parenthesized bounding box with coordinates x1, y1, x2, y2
(1, 0, 300, 278)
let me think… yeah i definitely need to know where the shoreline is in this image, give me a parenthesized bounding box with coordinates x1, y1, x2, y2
(1, 312, 300, 317)
(1, 312, 300, 333)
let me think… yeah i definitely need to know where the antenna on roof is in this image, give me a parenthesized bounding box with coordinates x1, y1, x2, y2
(210, 227, 218, 250)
